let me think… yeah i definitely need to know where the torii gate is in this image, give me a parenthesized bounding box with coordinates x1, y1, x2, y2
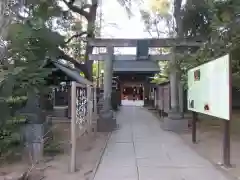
(87, 37, 202, 132)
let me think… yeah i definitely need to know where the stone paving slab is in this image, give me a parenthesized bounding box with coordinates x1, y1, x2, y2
(94, 166, 138, 180)
(108, 131, 132, 143)
(94, 106, 231, 180)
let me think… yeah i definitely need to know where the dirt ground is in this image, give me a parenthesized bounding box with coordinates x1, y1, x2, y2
(179, 130, 240, 179)
(179, 111, 240, 180)
(0, 125, 109, 180)
(43, 132, 109, 180)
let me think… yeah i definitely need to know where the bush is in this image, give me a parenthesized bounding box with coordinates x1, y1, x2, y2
(0, 117, 26, 163)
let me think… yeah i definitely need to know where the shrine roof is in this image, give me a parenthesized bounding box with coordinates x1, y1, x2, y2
(48, 59, 92, 85)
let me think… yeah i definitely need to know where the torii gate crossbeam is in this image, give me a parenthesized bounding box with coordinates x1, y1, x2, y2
(87, 37, 203, 47)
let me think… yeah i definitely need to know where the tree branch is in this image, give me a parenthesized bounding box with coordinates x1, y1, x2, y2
(65, 31, 88, 44)
(57, 49, 88, 76)
(62, 0, 90, 20)
(82, 4, 92, 9)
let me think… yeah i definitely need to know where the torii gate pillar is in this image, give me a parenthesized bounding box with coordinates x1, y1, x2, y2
(97, 46, 117, 132)
(163, 48, 189, 131)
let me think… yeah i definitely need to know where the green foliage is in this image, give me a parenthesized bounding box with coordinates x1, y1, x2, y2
(0, 0, 136, 162)
(181, 0, 212, 38)
(2, 0, 64, 96)
(0, 116, 26, 163)
(92, 61, 104, 81)
(44, 141, 64, 156)
(150, 61, 169, 84)
(173, 0, 240, 87)
(0, 0, 64, 161)
(143, 0, 240, 88)
(151, 77, 168, 84)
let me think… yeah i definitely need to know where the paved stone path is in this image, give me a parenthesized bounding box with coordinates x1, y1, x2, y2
(94, 106, 231, 180)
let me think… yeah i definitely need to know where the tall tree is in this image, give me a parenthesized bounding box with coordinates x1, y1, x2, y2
(178, 0, 240, 87)
(0, 0, 140, 116)
(140, 0, 173, 84)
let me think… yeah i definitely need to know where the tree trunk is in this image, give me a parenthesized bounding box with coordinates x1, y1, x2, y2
(61, 0, 98, 80)
(171, 0, 183, 111)
(84, 0, 98, 81)
(174, 0, 183, 36)
(0, 0, 12, 65)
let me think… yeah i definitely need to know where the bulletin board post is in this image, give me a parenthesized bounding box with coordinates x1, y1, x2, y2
(187, 54, 232, 168)
(223, 120, 231, 167)
(223, 54, 232, 168)
(192, 111, 198, 144)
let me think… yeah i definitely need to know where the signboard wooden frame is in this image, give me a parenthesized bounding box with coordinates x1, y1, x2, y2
(187, 54, 232, 167)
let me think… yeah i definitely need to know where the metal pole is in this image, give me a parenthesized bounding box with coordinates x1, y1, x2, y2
(70, 81, 77, 173)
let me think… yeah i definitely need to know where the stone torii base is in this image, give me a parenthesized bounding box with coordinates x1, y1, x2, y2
(162, 111, 189, 132)
(97, 98, 117, 132)
(162, 82, 189, 132)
